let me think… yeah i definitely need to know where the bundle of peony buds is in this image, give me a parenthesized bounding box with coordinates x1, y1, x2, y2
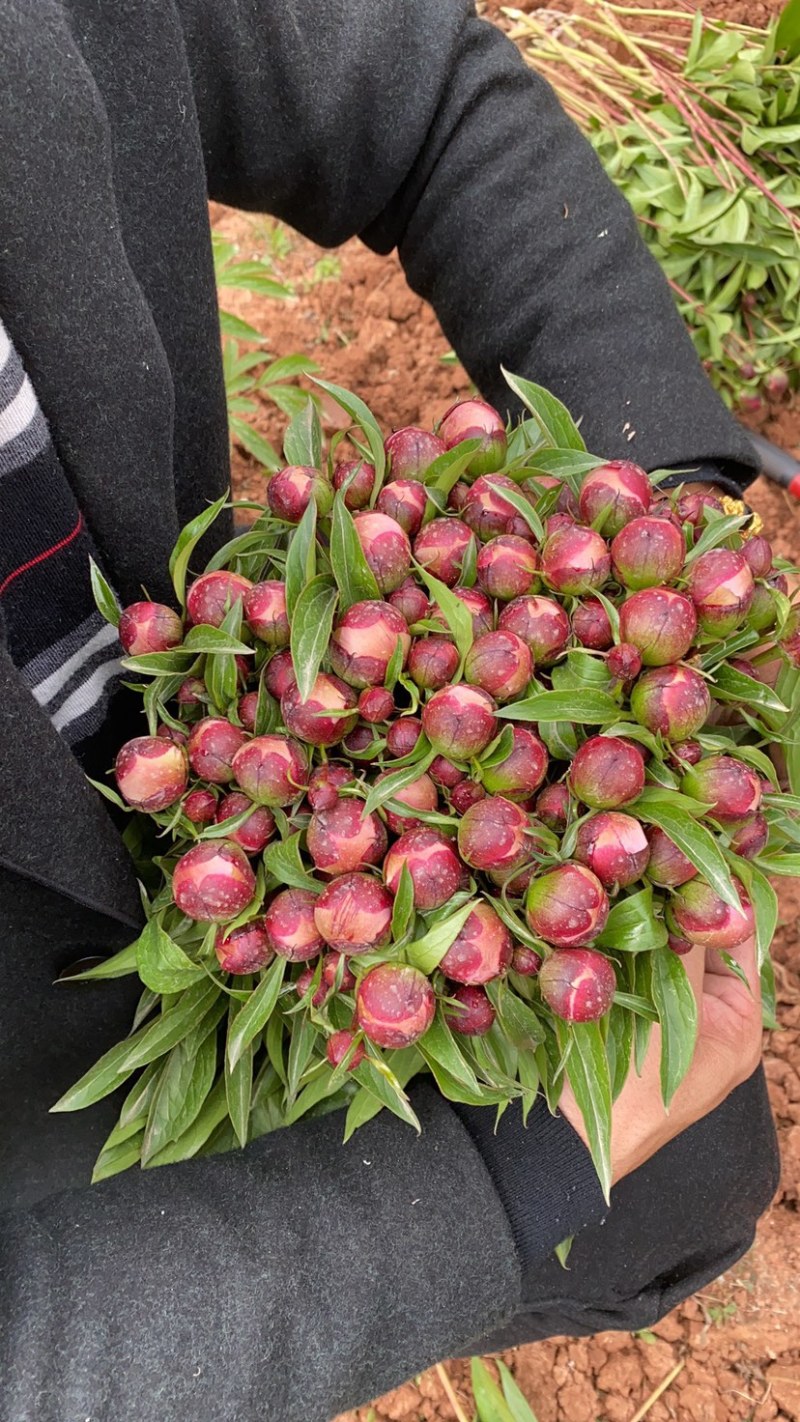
(59, 373, 800, 1196)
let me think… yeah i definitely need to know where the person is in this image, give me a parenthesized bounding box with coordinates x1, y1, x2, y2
(0, 1, 778, 1418)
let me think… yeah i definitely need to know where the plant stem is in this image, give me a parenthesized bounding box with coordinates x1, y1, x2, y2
(629, 1361, 686, 1422)
(435, 1362, 472, 1422)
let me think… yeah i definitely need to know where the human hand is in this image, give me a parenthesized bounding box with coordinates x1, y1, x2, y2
(560, 934, 762, 1185)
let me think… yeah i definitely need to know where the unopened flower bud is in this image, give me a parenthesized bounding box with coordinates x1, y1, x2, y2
(386, 716, 423, 759)
(445, 983, 496, 1036)
(413, 517, 475, 587)
(477, 535, 539, 601)
(440, 901, 512, 984)
(215, 791, 275, 855)
(187, 571, 254, 628)
(465, 630, 532, 702)
(314, 872, 394, 953)
(281, 673, 358, 747)
(408, 636, 460, 691)
(569, 736, 644, 809)
(481, 725, 548, 800)
(244, 580, 290, 647)
(376, 479, 427, 537)
(326, 1030, 365, 1071)
(527, 864, 609, 948)
(575, 811, 650, 888)
(232, 733, 308, 806)
(307, 763, 353, 811)
(535, 782, 570, 831)
(645, 826, 697, 887)
(607, 642, 642, 683)
(183, 787, 217, 825)
(215, 920, 273, 974)
(450, 780, 485, 815)
(630, 665, 711, 739)
(667, 877, 753, 950)
(384, 426, 445, 481)
(462, 475, 536, 542)
(173, 841, 256, 922)
(422, 684, 497, 759)
(353, 511, 411, 594)
(356, 964, 436, 1047)
(119, 601, 183, 655)
(681, 754, 762, 825)
(264, 888, 324, 961)
(388, 578, 430, 626)
(332, 459, 375, 510)
(307, 798, 387, 875)
(115, 736, 188, 811)
(383, 828, 466, 911)
(359, 687, 395, 723)
(571, 599, 614, 650)
(688, 549, 755, 635)
(578, 460, 652, 536)
(264, 648, 297, 700)
(268, 465, 333, 522)
(538, 946, 616, 1020)
(498, 596, 570, 665)
(457, 795, 530, 872)
(376, 771, 438, 836)
(439, 398, 507, 477)
(611, 516, 685, 590)
(619, 588, 697, 666)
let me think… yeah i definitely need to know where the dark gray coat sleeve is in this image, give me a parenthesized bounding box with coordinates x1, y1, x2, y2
(175, 0, 757, 476)
(1, 1088, 521, 1421)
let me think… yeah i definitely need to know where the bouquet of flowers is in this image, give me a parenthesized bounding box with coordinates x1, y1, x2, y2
(56, 372, 800, 1199)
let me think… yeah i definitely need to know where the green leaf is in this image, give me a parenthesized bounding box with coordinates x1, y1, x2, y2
(89, 558, 121, 628)
(471, 1358, 519, 1422)
(141, 1016, 220, 1163)
(229, 416, 281, 472)
(597, 886, 668, 954)
(263, 831, 319, 892)
(634, 952, 654, 1075)
(284, 398, 323, 468)
(651, 946, 698, 1107)
(729, 857, 777, 968)
(390, 863, 416, 943)
(120, 979, 222, 1072)
(497, 690, 620, 724)
(60, 939, 141, 981)
(777, 0, 800, 58)
(205, 597, 243, 712)
(488, 984, 546, 1052)
(91, 1130, 145, 1183)
(226, 1002, 254, 1148)
(486, 482, 544, 544)
(136, 919, 205, 994)
(522, 450, 603, 479)
(415, 566, 474, 662)
(776, 664, 800, 794)
(607, 1002, 634, 1103)
(144, 1078, 229, 1167)
(635, 801, 739, 911)
(227, 957, 286, 1071)
(290, 575, 339, 701)
(406, 899, 478, 974)
(218, 310, 269, 342)
(182, 625, 253, 655)
(342, 1047, 423, 1137)
(329, 491, 381, 609)
(421, 440, 482, 495)
(349, 1057, 422, 1133)
(51, 1033, 141, 1113)
(284, 498, 317, 619)
(418, 1011, 482, 1092)
(497, 1361, 542, 1422)
(312, 377, 386, 485)
(363, 749, 436, 817)
(561, 1020, 613, 1201)
(169, 493, 229, 606)
(711, 662, 788, 715)
(501, 369, 586, 451)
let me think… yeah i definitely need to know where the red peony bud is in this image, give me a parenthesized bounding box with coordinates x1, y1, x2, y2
(314, 872, 394, 954)
(267, 465, 333, 522)
(244, 580, 290, 647)
(353, 511, 411, 594)
(430, 755, 467, 789)
(173, 841, 256, 922)
(688, 549, 755, 636)
(383, 828, 466, 911)
(457, 795, 530, 873)
(430, 587, 494, 641)
(215, 920, 273, 974)
(376, 480, 427, 537)
(356, 963, 436, 1048)
(729, 814, 768, 860)
(421, 683, 497, 760)
(681, 755, 762, 825)
(526, 864, 609, 948)
(264, 888, 324, 961)
(481, 725, 548, 800)
(386, 716, 423, 759)
(183, 787, 218, 824)
(462, 475, 536, 542)
(538, 947, 616, 1021)
(187, 717, 248, 784)
(440, 901, 513, 984)
(307, 798, 387, 876)
(575, 811, 650, 888)
(450, 780, 485, 815)
(667, 877, 754, 950)
(376, 770, 438, 836)
(333, 459, 375, 510)
(119, 601, 183, 655)
(569, 736, 645, 810)
(445, 983, 496, 1036)
(388, 578, 430, 626)
(571, 599, 614, 650)
(232, 733, 308, 806)
(115, 736, 188, 811)
(408, 635, 460, 691)
(384, 426, 446, 481)
(439, 398, 507, 477)
(607, 642, 642, 683)
(413, 517, 475, 587)
(742, 535, 773, 580)
(281, 673, 358, 747)
(498, 596, 570, 665)
(630, 665, 711, 739)
(326, 1029, 365, 1071)
(186, 571, 254, 629)
(307, 763, 353, 812)
(476, 535, 540, 601)
(237, 691, 259, 731)
(215, 791, 275, 855)
(611, 516, 685, 590)
(464, 630, 532, 702)
(263, 648, 297, 701)
(619, 588, 697, 666)
(511, 945, 543, 976)
(535, 782, 571, 832)
(645, 826, 698, 887)
(578, 460, 652, 536)
(177, 676, 205, 708)
(358, 687, 395, 723)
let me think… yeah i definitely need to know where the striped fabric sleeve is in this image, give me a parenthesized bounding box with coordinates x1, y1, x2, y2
(0, 318, 122, 750)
